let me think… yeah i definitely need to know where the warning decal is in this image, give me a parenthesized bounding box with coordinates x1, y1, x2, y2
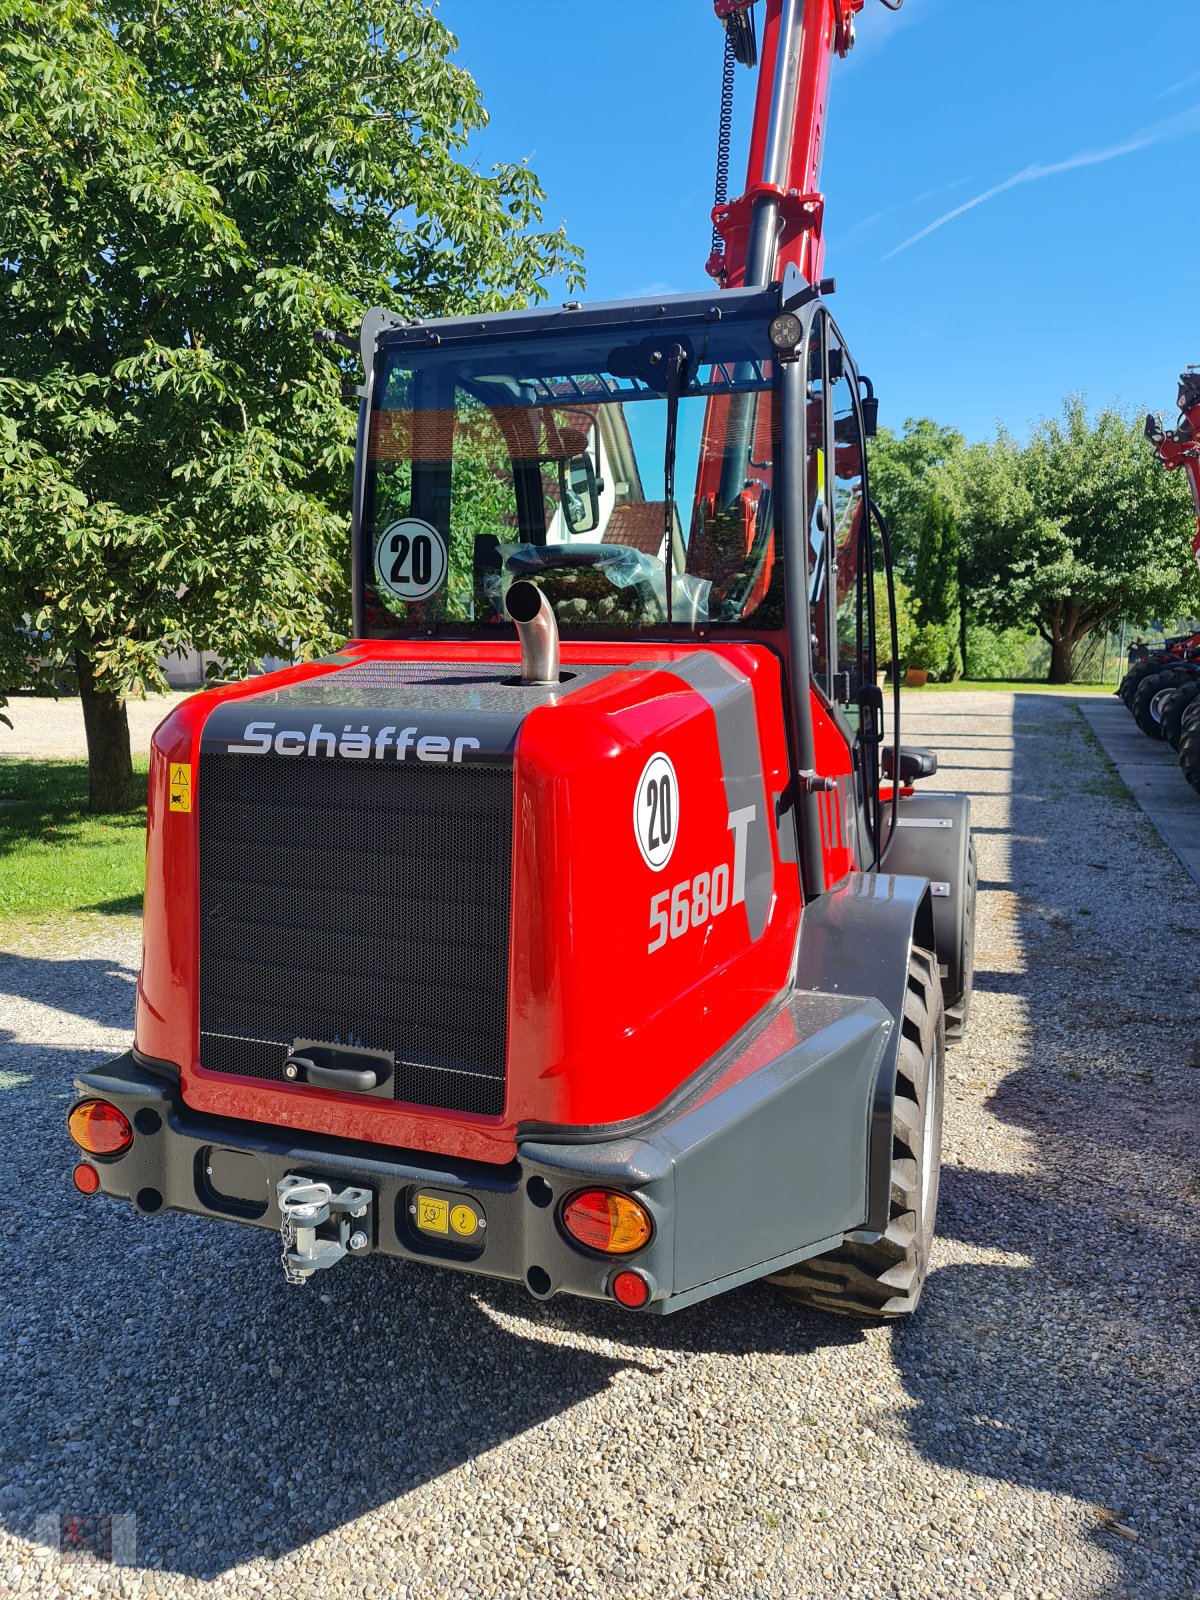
(169, 763, 192, 813)
(416, 1195, 449, 1234)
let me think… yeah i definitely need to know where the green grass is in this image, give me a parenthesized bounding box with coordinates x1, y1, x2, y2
(0, 759, 148, 928)
(908, 679, 1119, 693)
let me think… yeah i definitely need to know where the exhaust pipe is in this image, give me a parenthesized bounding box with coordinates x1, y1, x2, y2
(505, 580, 560, 685)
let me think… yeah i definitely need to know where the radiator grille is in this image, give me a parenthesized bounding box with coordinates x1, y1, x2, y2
(198, 751, 512, 1116)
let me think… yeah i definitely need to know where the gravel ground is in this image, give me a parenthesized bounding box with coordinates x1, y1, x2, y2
(2, 694, 188, 760)
(1, 689, 1198, 1599)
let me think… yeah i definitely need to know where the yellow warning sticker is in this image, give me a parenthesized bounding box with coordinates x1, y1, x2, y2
(450, 1204, 479, 1238)
(416, 1195, 449, 1234)
(169, 763, 192, 813)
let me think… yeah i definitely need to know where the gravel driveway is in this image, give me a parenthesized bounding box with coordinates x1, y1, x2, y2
(1, 690, 1197, 1599)
(3, 693, 187, 760)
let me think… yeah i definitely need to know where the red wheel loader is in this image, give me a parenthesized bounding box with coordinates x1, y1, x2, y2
(68, 0, 975, 1319)
(1136, 373, 1200, 777)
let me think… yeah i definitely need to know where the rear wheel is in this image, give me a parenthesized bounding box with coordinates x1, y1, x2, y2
(945, 837, 976, 1044)
(769, 947, 945, 1319)
(1161, 680, 1200, 751)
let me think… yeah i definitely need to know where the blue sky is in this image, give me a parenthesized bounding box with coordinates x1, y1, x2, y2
(442, 0, 1200, 444)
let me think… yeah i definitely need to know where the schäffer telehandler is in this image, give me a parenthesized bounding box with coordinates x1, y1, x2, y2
(69, 0, 975, 1319)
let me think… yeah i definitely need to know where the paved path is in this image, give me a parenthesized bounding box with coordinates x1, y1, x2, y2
(1, 690, 1197, 1599)
(1078, 695, 1200, 888)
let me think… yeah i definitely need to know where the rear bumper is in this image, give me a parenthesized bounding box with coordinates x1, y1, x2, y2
(74, 988, 892, 1313)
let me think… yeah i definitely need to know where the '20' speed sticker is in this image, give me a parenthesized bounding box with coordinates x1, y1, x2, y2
(634, 752, 679, 871)
(374, 518, 448, 604)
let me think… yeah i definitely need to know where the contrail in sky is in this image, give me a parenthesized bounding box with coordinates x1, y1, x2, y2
(883, 104, 1200, 260)
(1154, 69, 1200, 101)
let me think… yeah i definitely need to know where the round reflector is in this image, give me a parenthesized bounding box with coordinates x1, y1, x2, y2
(68, 1100, 133, 1157)
(72, 1162, 100, 1194)
(560, 1189, 652, 1255)
(612, 1270, 651, 1309)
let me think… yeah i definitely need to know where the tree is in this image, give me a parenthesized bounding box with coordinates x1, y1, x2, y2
(911, 493, 962, 680)
(960, 397, 1199, 683)
(0, 0, 582, 809)
(867, 418, 965, 586)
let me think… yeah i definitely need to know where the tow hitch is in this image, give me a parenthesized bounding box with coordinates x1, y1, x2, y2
(276, 1176, 373, 1285)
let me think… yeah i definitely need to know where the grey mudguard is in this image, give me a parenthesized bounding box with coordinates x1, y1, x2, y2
(792, 871, 937, 1237)
(520, 989, 892, 1312)
(877, 792, 972, 1012)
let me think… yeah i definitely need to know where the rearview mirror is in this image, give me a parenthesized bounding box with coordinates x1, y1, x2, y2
(559, 454, 600, 535)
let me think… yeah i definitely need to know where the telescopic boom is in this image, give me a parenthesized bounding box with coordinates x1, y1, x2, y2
(705, 0, 894, 289)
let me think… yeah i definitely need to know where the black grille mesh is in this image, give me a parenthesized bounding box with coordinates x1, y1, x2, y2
(198, 751, 512, 1115)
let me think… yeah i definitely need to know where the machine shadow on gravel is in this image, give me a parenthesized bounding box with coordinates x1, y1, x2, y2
(2, 1150, 857, 1581)
(0, 949, 139, 1033)
(889, 694, 1200, 1596)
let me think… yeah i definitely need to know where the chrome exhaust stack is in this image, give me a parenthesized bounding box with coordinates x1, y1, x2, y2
(505, 580, 560, 685)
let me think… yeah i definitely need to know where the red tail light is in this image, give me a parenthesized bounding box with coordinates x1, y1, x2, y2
(68, 1100, 133, 1157)
(611, 1270, 651, 1308)
(560, 1189, 652, 1255)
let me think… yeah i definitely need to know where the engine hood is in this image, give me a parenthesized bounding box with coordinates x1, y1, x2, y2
(136, 640, 802, 1163)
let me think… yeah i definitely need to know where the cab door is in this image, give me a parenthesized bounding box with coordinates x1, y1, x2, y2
(803, 308, 888, 874)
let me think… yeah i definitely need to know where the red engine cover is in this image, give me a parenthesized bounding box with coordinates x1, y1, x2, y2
(136, 640, 814, 1163)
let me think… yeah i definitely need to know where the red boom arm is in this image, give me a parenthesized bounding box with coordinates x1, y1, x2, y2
(1146, 370, 1200, 574)
(707, 0, 867, 289)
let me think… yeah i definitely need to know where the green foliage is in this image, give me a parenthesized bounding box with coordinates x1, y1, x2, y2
(959, 397, 1200, 682)
(907, 620, 951, 676)
(964, 622, 1047, 681)
(876, 571, 918, 669)
(0, 0, 582, 792)
(912, 493, 961, 679)
(867, 419, 965, 587)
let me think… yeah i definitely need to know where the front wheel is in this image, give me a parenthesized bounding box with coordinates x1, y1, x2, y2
(1179, 701, 1200, 795)
(1161, 680, 1200, 751)
(769, 946, 945, 1319)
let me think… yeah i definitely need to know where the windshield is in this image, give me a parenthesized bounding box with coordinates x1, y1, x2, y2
(360, 318, 781, 637)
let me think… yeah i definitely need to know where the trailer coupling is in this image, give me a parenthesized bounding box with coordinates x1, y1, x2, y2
(277, 1176, 373, 1285)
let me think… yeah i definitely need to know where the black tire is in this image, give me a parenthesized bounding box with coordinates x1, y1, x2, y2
(1180, 701, 1200, 795)
(769, 947, 945, 1319)
(945, 836, 976, 1044)
(1160, 680, 1200, 751)
(1132, 669, 1193, 739)
(1120, 654, 1176, 708)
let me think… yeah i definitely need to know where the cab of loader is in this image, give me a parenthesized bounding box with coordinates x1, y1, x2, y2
(351, 278, 899, 895)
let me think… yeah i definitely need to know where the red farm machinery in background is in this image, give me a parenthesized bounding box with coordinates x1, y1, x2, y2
(68, 0, 977, 1321)
(1121, 372, 1200, 790)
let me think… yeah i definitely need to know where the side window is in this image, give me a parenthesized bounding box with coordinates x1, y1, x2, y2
(807, 319, 831, 691)
(830, 343, 868, 702)
(807, 326, 871, 708)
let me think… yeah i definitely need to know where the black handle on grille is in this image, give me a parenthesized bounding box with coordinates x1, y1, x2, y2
(304, 1062, 380, 1092)
(285, 1056, 379, 1093)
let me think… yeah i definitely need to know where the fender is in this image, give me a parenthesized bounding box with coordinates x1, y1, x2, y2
(880, 792, 973, 1015)
(793, 872, 937, 1236)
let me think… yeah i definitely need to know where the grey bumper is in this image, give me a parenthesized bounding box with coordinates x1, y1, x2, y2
(74, 988, 892, 1314)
